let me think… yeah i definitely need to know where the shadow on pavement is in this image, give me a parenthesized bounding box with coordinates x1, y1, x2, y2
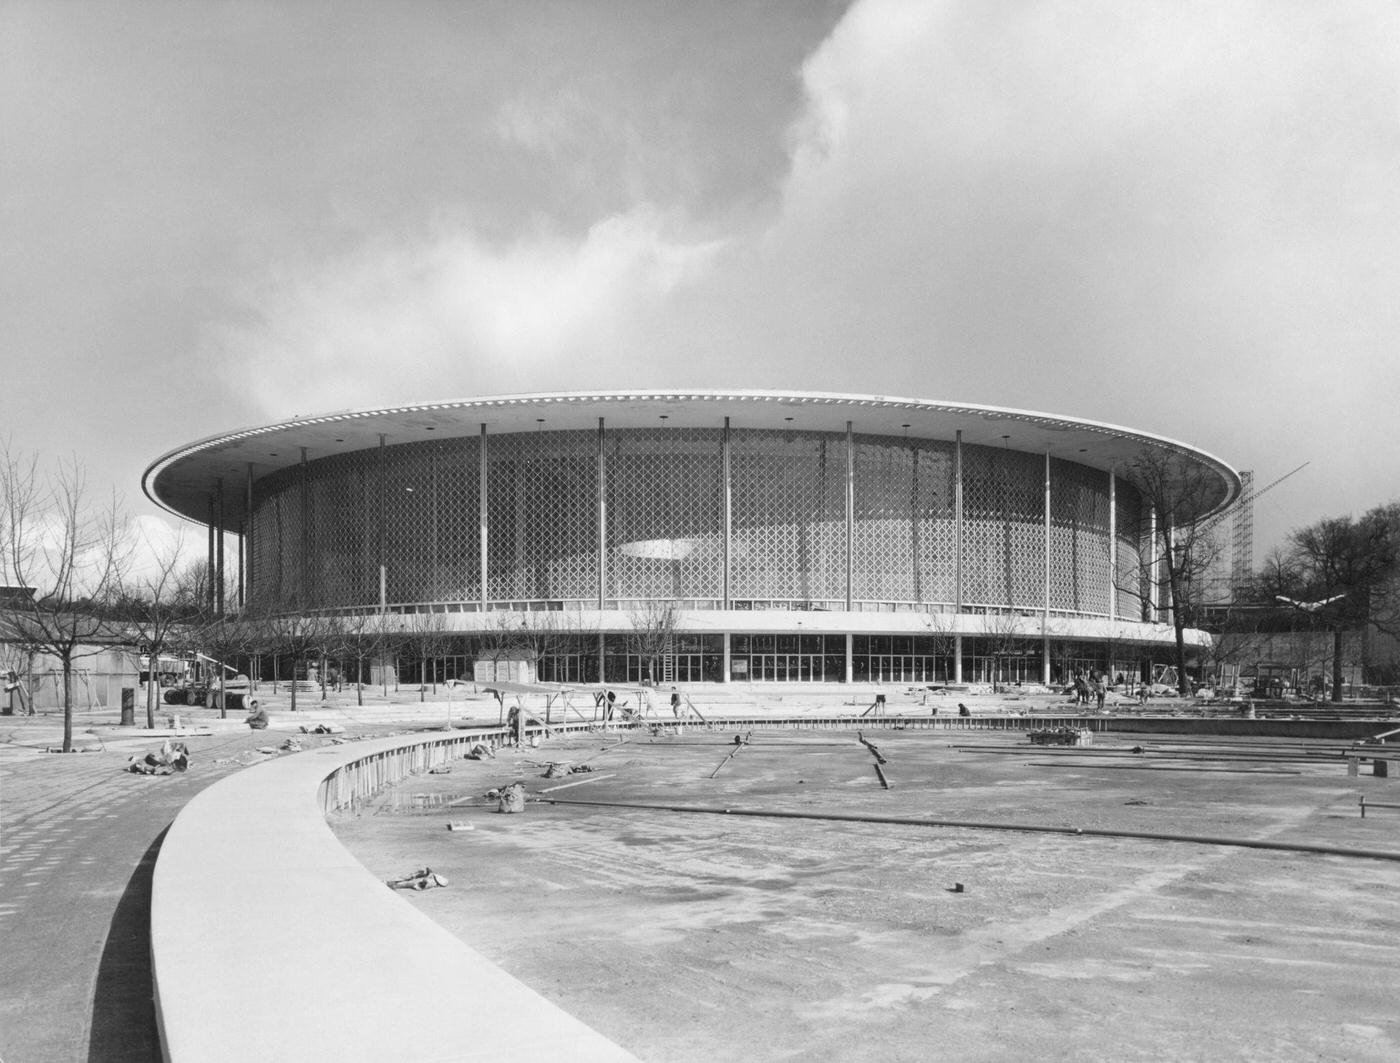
(88, 826, 168, 1062)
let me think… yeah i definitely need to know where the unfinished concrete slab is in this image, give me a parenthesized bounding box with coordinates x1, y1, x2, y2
(332, 728, 1400, 1062)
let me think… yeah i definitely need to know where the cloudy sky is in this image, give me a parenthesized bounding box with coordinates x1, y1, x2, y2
(3, 0, 1397, 566)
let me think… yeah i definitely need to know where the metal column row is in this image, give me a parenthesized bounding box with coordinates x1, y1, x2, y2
(228, 424, 1142, 637)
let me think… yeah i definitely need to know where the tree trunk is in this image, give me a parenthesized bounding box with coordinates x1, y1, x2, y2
(62, 655, 74, 753)
(146, 660, 156, 729)
(1173, 620, 1190, 696)
(1332, 626, 1345, 703)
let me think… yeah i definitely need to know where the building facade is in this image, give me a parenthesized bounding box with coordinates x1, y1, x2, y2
(144, 391, 1240, 686)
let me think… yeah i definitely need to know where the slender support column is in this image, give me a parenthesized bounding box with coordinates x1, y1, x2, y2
(430, 447, 439, 594)
(478, 426, 488, 610)
(1042, 452, 1051, 686)
(910, 442, 921, 604)
(845, 632, 853, 685)
(245, 463, 254, 611)
(722, 417, 731, 610)
(845, 421, 854, 611)
(1147, 507, 1159, 622)
(300, 448, 309, 607)
(596, 419, 607, 684)
(1161, 517, 1173, 628)
(206, 496, 216, 614)
(237, 523, 245, 612)
(216, 478, 225, 617)
(721, 632, 731, 685)
(1108, 469, 1117, 620)
(954, 431, 964, 612)
(597, 418, 607, 610)
(378, 435, 387, 610)
(954, 431, 964, 684)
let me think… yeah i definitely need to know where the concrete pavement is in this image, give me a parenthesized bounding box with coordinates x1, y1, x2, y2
(0, 695, 479, 1063)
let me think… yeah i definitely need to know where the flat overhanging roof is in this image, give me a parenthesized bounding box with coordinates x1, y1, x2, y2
(143, 390, 1241, 527)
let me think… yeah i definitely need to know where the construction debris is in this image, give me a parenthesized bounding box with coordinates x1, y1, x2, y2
(496, 781, 527, 813)
(387, 867, 449, 890)
(710, 733, 752, 778)
(542, 762, 596, 779)
(857, 732, 887, 764)
(126, 740, 190, 775)
(464, 741, 496, 760)
(1028, 727, 1094, 747)
(300, 722, 345, 735)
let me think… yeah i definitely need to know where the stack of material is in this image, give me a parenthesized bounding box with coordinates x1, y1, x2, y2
(1028, 727, 1093, 747)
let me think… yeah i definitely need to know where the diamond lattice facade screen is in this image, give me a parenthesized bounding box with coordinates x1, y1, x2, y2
(243, 429, 1149, 616)
(143, 391, 1240, 679)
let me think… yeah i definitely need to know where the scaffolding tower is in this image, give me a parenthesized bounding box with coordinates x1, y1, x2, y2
(1230, 470, 1254, 595)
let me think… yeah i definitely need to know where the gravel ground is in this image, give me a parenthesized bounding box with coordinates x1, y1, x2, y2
(332, 727, 1400, 1063)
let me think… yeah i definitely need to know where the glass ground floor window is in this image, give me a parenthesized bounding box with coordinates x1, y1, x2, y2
(536, 652, 600, 684)
(729, 634, 846, 682)
(363, 629, 1185, 689)
(598, 634, 725, 685)
(851, 635, 955, 684)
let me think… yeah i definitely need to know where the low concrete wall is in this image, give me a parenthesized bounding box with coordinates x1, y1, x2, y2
(150, 727, 640, 1063)
(1100, 717, 1400, 741)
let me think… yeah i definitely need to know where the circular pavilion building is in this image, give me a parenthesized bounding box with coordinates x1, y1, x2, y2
(143, 390, 1240, 689)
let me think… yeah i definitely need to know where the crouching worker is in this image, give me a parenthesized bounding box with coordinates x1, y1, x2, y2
(245, 700, 268, 730)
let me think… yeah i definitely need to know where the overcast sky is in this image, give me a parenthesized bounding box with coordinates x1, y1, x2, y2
(3, 0, 1396, 569)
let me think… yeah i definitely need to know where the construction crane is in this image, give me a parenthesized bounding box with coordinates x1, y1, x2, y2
(1200, 461, 1309, 590)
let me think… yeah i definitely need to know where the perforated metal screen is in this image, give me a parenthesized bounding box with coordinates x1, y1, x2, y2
(248, 427, 1136, 620)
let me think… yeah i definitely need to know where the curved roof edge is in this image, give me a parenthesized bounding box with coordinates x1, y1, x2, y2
(144, 389, 1241, 527)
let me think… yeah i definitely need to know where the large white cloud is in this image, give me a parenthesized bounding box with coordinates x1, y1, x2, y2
(216, 207, 722, 417)
(203, 0, 1399, 551)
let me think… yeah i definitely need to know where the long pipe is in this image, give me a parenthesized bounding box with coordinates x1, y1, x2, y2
(539, 797, 1400, 864)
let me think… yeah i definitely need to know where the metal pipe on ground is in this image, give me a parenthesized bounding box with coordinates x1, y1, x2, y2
(709, 732, 752, 778)
(541, 797, 1400, 864)
(1027, 763, 1303, 775)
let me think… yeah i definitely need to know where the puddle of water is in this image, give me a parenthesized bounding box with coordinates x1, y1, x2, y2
(378, 790, 483, 812)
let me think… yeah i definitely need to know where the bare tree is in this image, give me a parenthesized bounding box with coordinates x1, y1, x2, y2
(249, 603, 329, 712)
(981, 608, 1035, 691)
(627, 599, 681, 686)
(402, 611, 452, 702)
(520, 609, 598, 683)
(1194, 599, 1263, 696)
(1124, 448, 1227, 696)
(331, 612, 391, 706)
(113, 527, 202, 727)
(0, 446, 130, 751)
(472, 609, 538, 684)
(196, 611, 255, 717)
(921, 610, 959, 684)
(1262, 502, 1400, 701)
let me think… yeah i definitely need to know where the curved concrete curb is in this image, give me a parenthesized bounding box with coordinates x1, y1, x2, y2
(151, 732, 640, 1062)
